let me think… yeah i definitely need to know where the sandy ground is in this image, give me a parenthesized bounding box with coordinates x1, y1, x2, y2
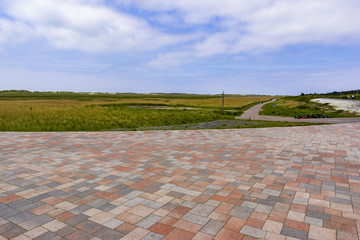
(312, 98, 360, 114)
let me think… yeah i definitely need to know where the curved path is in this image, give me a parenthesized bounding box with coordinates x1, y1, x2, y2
(236, 99, 360, 123)
(1, 124, 360, 239)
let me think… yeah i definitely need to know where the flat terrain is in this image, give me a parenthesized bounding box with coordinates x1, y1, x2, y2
(1, 123, 360, 239)
(0, 92, 272, 131)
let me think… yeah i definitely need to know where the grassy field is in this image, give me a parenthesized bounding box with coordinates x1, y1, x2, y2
(0, 91, 273, 131)
(260, 95, 359, 118)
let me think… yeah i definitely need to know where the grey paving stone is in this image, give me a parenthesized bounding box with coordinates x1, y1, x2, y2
(142, 232, 164, 240)
(8, 211, 37, 224)
(98, 203, 116, 211)
(141, 199, 164, 209)
(17, 201, 44, 212)
(28, 193, 51, 202)
(262, 188, 281, 196)
(93, 227, 125, 240)
(103, 219, 124, 229)
(8, 199, 32, 209)
(304, 216, 323, 227)
(19, 214, 53, 230)
(87, 198, 109, 208)
(240, 225, 267, 239)
(136, 214, 162, 229)
(200, 219, 224, 236)
(55, 225, 77, 237)
(280, 226, 308, 240)
(325, 196, 352, 204)
(306, 210, 330, 220)
(255, 204, 272, 214)
(0, 207, 19, 218)
(182, 213, 210, 226)
(70, 204, 92, 215)
(255, 198, 275, 206)
(65, 213, 88, 226)
(190, 204, 216, 217)
(229, 206, 253, 219)
(2, 226, 25, 239)
(124, 197, 145, 207)
(34, 231, 62, 240)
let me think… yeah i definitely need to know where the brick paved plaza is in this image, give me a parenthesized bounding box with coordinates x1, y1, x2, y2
(1, 123, 360, 239)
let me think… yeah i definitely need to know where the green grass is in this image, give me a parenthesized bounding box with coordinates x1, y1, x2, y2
(0, 90, 340, 131)
(259, 96, 359, 118)
(0, 102, 237, 131)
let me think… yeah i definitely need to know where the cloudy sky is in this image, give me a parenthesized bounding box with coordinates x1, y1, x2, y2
(1, 0, 360, 95)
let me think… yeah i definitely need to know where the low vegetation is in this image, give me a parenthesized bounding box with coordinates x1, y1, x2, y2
(0, 91, 272, 131)
(260, 95, 359, 118)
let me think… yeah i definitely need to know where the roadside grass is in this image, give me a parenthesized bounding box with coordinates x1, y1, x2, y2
(260, 96, 359, 118)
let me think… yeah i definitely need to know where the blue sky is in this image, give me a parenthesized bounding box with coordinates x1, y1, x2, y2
(1, 0, 360, 95)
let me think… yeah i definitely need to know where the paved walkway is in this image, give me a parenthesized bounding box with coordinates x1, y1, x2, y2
(236, 100, 360, 123)
(1, 124, 360, 239)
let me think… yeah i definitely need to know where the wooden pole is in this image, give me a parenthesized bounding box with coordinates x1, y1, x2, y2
(222, 91, 224, 112)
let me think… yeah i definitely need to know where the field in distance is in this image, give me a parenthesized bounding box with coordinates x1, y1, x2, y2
(0, 91, 273, 131)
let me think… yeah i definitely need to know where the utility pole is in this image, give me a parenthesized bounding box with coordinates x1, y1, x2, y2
(222, 91, 224, 112)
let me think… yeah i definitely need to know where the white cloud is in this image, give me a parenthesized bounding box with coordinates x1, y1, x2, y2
(0, 0, 191, 52)
(1, 0, 360, 64)
(119, 0, 360, 65)
(0, 18, 33, 44)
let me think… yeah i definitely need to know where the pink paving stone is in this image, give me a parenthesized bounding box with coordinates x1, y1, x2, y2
(121, 227, 149, 240)
(0, 123, 360, 239)
(309, 225, 336, 240)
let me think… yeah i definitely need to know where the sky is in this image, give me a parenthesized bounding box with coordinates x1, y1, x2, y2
(1, 0, 360, 95)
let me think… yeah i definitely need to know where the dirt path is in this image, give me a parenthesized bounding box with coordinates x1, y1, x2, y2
(236, 99, 360, 123)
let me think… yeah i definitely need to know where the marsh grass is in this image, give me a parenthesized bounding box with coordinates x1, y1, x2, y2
(0, 91, 276, 131)
(0, 101, 238, 131)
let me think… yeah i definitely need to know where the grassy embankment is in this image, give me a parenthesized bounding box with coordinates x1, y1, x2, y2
(0, 91, 273, 131)
(260, 95, 359, 118)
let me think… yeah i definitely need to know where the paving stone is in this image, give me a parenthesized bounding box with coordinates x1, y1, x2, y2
(306, 210, 330, 221)
(190, 204, 216, 217)
(0, 207, 19, 218)
(240, 225, 267, 238)
(55, 225, 77, 237)
(93, 227, 125, 240)
(229, 206, 254, 219)
(1, 225, 26, 239)
(1, 124, 360, 239)
(200, 219, 224, 236)
(136, 214, 162, 229)
(142, 231, 164, 240)
(8, 211, 37, 224)
(182, 213, 210, 225)
(280, 226, 308, 240)
(19, 214, 53, 230)
(33, 231, 62, 240)
(304, 216, 323, 227)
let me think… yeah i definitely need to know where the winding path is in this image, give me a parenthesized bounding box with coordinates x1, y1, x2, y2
(236, 99, 360, 123)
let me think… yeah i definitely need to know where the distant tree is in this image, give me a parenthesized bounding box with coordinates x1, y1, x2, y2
(300, 93, 305, 96)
